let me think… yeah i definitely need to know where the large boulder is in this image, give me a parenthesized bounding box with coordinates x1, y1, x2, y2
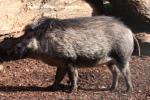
(0, 0, 95, 38)
(110, 0, 150, 23)
(0, 0, 101, 55)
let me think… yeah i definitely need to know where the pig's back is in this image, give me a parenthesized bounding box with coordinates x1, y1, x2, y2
(43, 16, 133, 66)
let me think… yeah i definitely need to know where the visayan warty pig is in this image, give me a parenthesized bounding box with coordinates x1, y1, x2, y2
(15, 16, 135, 92)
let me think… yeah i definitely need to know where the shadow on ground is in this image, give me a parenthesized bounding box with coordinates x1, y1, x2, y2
(0, 84, 70, 92)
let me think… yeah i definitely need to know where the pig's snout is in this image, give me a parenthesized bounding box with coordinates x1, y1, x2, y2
(16, 44, 23, 52)
(15, 43, 27, 58)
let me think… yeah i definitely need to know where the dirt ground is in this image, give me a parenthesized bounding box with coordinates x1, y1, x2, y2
(0, 55, 149, 100)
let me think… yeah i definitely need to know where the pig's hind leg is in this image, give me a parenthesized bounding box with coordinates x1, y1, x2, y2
(107, 61, 120, 91)
(117, 61, 133, 92)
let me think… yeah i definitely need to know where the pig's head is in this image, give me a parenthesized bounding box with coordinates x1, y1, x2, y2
(15, 24, 40, 58)
(15, 17, 54, 58)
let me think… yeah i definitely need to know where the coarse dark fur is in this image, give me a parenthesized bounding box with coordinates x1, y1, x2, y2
(15, 16, 134, 92)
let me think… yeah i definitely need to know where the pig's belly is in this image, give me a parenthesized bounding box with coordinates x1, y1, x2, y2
(75, 54, 112, 67)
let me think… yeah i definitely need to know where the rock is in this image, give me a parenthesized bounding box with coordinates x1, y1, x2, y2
(0, 0, 95, 35)
(110, 0, 150, 23)
(0, 0, 101, 55)
(0, 64, 4, 71)
(129, 0, 150, 22)
(136, 32, 150, 43)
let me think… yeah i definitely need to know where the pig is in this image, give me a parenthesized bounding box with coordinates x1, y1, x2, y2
(15, 16, 134, 92)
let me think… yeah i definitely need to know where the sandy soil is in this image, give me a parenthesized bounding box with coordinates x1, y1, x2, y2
(0, 55, 149, 100)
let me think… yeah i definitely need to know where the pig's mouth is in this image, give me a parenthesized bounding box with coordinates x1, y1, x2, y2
(14, 46, 29, 59)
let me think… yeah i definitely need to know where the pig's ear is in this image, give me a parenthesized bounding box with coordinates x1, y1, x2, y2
(31, 21, 39, 30)
(30, 17, 49, 30)
(23, 24, 34, 32)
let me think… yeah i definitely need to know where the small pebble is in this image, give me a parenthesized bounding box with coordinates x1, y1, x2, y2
(0, 64, 4, 71)
(138, 90, 142, 93)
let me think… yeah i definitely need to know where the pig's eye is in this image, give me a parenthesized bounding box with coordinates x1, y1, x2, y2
(26, 36, 32, 39)
(25, 33, 34, 39)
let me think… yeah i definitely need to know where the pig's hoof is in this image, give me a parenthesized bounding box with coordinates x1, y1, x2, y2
(69, 88, 77, 93)
(47, 84, 69, 91)
(108, 86, 116, 91)
(46, 84, 60, 91)
(69, 86, 78, 93)
(125, 87, 133, 93)
(67, 80, 71, 86)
